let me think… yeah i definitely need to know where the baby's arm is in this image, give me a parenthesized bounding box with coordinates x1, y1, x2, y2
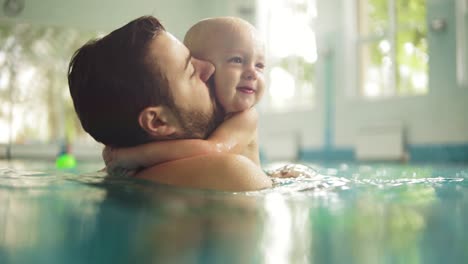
(208, 107, 258, 153)
(104, 108, 258, 175)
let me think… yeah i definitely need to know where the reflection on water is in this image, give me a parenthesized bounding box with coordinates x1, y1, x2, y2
(0, 162, 467, 264)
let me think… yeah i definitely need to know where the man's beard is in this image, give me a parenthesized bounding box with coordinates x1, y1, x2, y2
(165, 78, 224, 140)
(167, 98, 224, 140)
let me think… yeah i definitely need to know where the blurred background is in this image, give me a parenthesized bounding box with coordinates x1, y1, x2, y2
(0, 0, 467, 164)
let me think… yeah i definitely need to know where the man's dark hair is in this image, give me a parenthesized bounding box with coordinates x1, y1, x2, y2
(68, 16, 170, 147)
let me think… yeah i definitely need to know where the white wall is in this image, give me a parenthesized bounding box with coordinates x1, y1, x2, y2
(0, 0, 241, 39)
(0, 0, 258, 39)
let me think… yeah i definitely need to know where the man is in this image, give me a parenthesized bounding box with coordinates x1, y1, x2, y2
(68, 16, 272, 191)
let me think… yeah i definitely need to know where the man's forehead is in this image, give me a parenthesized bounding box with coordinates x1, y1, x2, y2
(149, 31, 189, 71)
(165, 32, 179, 42)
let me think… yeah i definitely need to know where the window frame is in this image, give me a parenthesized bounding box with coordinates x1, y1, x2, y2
(456, 0, 468, 88)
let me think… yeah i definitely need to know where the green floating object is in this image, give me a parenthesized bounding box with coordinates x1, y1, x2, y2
(56, 154, 77, 169)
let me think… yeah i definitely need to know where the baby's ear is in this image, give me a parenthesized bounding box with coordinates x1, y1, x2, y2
(138, 106, 177, 137)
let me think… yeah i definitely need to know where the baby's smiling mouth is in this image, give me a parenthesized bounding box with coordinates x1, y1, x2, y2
(237, 86, 255, 94)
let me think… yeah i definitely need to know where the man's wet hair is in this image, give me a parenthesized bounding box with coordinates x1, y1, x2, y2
(68, 16, 171, 147)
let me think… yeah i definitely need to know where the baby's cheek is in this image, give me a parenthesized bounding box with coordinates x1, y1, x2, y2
(214, 79, 233, 107)
(256, 80, 266, 101)
(233, 98, 255, 113)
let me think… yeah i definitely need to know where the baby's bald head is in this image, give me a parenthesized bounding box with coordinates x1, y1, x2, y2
(184, 17, 261, 61)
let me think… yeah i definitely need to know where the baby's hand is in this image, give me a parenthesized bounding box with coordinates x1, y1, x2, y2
(267, 164, 318, 178)
(102, 146, 138, 177)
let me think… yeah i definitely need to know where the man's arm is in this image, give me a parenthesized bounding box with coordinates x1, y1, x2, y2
(135, 153, 272, 191)
(104, 108, 258, 174)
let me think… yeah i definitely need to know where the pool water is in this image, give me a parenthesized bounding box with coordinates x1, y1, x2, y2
(0, 160, 467, 264)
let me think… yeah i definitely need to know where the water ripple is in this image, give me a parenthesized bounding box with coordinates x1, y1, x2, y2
(1, 164, 466, 194)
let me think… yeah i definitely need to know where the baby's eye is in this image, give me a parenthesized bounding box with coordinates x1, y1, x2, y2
(228, 56, 243, 64)
(256, 63, 265, 70)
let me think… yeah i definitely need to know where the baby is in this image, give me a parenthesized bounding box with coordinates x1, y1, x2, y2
(104, 17, 265, 175)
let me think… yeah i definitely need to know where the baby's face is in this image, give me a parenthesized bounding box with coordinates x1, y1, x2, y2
(209, 26, 265, 114)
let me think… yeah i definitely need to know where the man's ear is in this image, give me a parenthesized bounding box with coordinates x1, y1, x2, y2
(138, 106, 177, 137)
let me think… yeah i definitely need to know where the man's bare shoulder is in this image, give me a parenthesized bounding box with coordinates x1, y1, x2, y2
(135, 153, 272, 191)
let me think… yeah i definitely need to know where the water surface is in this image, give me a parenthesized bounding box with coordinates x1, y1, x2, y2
(0, 160, 467, 264)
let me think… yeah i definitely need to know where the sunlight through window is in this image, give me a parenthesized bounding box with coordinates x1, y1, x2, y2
(358, 0, 428, 98)
(0, 22, 101, 144)
(258, 0, 317, 112)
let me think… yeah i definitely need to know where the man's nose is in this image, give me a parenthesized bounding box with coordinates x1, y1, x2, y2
(242, 66, 258, 81)
(192, 58, 215, 82)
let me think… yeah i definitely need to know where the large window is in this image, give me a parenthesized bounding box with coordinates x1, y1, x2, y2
(257, 0, 317, 112)
(0, 21, 100, 145)
(357, 0, 428, 98)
